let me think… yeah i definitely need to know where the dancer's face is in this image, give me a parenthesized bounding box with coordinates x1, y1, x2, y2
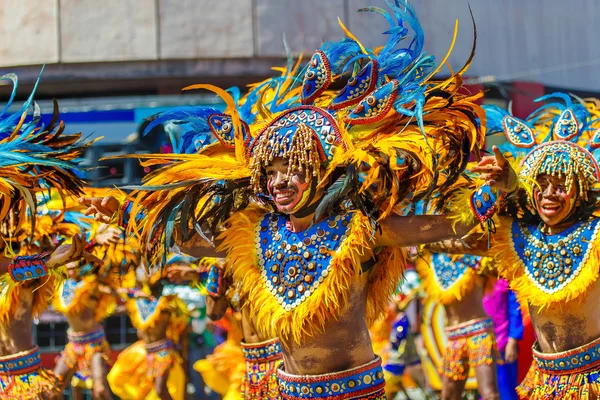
(266, 157, 312, 214)
(534, 174, 577, 227)
(66, 261, 80, 279)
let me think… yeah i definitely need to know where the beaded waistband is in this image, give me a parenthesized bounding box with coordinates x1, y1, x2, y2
(144, 339, 174, 353)
(533, 336, 600, 375)
(241, 338, 283, 362)
(277, 356, 385, 399)
(0, 346, 42, 375)
(445, 317, 494, 340)
(67, 326, 105, 345)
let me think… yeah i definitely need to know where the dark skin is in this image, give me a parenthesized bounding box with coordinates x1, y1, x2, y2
(80, 157, 480, 376)
(0, 235, 103, 400)
(430, 147, 600, 355)
(167, 263, 269, 344)
(133, 281, 174, 400)
(441, 278, 499, 400)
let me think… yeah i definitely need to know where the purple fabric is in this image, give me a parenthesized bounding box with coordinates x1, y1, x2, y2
(482, 278, 523, 351)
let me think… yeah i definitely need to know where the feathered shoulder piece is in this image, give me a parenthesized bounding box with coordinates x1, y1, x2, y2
(123, 1, 485, 257)
(0, 71, 95, 239)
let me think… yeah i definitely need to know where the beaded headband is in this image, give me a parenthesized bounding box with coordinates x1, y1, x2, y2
(484, 93, 600, 199)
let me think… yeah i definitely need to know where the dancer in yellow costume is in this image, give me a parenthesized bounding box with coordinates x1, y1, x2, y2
(169, 258, 282, 399)
(107, 266, 189, 400)
(80, 2, 509, 397)
(429, 95, 600, 399)
(417, 252, 500, 399)
(0, 71, 101, 399)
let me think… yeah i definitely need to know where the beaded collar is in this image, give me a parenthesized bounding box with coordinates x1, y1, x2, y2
(430, 253, 481, 292)
(136, 297, 160, 323)
(256, 211, 353, 312)
(511, 218, 600, 294)
(59, 278, 86, 308)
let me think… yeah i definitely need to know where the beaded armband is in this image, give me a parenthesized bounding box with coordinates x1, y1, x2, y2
(84, 238, 97, 252)
(470, 184, 506, 224)
(8, 252, 51, 282)
(206, 264, 223, 297)
(118, 200, 134, 230)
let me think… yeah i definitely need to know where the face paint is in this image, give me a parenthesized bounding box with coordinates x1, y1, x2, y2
(534, 174, 578, 227)
(266, 157, 315, 214)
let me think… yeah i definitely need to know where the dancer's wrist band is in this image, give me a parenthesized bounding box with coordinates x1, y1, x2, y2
(206, 265, 223, 297)
(470, 183, 506, 224)
(119, 200, 133, 230)
(8, 252, 51, 282)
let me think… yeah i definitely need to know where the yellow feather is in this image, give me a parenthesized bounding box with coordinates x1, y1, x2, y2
(183, 84, 246, 162)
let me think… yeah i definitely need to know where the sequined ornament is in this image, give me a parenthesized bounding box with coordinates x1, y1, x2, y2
(430, 253, 481, 292)
(257, 212, 352, 312)
(511, 218, 600, 294)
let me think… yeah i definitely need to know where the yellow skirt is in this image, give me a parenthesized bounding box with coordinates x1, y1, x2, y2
(194, 339, 245, 400)
(107, 340, 185, 400)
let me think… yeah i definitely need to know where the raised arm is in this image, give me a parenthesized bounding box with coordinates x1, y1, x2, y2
(424, 231, 491, 257)
(379, 146, 518, 249)
(80, 195, 225, 258)
(378, 214, 478, 247)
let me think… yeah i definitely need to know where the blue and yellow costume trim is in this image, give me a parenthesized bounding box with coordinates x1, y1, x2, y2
(58, 326, 113, 390)
(108, 294, 188, 400)
(415, 252, 483, 305)
(219, 205, 405, 345)
(441, 317, 499, 381)
(277, 357, 386, 399)
(0, 347, 60, 399)
(241, 338, 283, 399)
(518, 336, 600, 399)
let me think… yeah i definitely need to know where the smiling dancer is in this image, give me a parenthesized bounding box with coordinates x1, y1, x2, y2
(429, 95, 600, 399)
(79, 2, 501, 398)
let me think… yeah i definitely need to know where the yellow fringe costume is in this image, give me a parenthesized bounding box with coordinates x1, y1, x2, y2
(415, 252, 499, 381)
(194, 311, 246, 400)
(451, 96, 600, 399)
(52, 275, 116, 389)
(108, 294, 188, 400)
(111, 2, 485, 398)
(0, 71, 94, 399)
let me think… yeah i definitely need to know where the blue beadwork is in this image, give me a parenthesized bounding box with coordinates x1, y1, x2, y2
(67, 326, 105, 345)
(446, 318, 494, 340)
(0, 347, 41, 374)
(430, 253, 481, 291)
(553, 109, 578, 140)
(329, 60, 378, 110)
(278, 357, 385, 398)
(346, 79, 399, 125)
(533, 339, 600, 373)
(256, 212, 353, 312)
(511, 218, 600, 294)
(251, 106, 343, 164)
(136, 297, 160, 323)
(241, 339, 282, 362)
(60, 279, 86, 308)
(302, 50, 331, 105)
(9, 254, 48, 282)
(502, 116, 535, 147)
(207, 113, 249, 148)
(470, 184, 498, 222)
(206, 264, 222, 297)
(145, 339, 173, 353)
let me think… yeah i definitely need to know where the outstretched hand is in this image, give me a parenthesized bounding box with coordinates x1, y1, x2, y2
(167, 264, 199, 283)
(78, 196, 120, 223)
(95, 224, 122, 245)
(47, 235, 104, 270)
(471, 146, 518, 193)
